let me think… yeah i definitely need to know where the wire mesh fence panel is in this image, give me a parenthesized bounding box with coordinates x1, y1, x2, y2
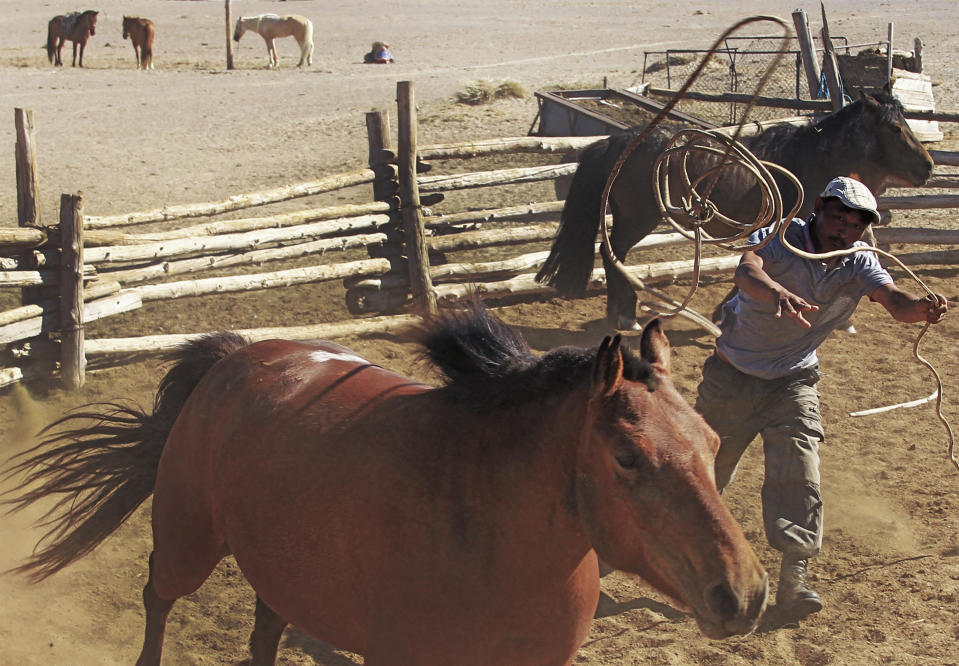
(638, 36, 853, 126)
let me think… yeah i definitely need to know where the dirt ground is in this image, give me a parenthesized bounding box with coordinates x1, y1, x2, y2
(1, 1, 958, 664)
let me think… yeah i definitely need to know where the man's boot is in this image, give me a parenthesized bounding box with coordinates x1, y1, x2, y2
(776, 556, 823, 619)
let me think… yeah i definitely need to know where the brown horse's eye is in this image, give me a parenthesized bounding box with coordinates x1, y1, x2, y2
(614, 447, 640, 471)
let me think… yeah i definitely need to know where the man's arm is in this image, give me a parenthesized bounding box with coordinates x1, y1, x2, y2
(734, 251, 820, 328)
(869, 284, 948, 324)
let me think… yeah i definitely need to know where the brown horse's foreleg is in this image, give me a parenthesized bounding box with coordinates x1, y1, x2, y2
(133, 44, 141, 68)
(136, 552, 176, 666)
(249, 595, 289, 665)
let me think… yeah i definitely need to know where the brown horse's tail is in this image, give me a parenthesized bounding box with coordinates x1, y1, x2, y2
(2, 332, 249, 582)
(45, 21, 56, 63)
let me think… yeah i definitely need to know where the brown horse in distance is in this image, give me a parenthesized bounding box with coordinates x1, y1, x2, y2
(123, 16, 155, 70)
(3, 303, 767, 665)
(46, 10, 98, 67)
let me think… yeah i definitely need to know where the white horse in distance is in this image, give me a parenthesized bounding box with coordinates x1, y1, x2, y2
(233, 14, 313, 68)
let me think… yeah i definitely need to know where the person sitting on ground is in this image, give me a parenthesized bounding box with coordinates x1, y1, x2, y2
(363, 41, 394, 64)
(695, 176, 948, 622)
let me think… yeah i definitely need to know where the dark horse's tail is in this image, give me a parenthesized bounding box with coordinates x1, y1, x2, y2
(45, 20, 56, 63)
(535, 135, 624, 297)
(2, 332, 248, 582)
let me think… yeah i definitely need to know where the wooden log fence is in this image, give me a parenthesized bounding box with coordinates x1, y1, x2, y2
(3, 83, 959, 390)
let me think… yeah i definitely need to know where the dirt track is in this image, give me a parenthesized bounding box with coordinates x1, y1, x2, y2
(1, 1, 958, 664)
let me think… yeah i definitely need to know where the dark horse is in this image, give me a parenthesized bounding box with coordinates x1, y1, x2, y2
(46, 10, 98, 67)
(3, 304, 767, 665)
(123, 16, 155, 70)
(536, 91, 934, 329)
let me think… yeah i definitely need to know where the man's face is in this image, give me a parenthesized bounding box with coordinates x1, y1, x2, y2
(812, 198, 869, 252)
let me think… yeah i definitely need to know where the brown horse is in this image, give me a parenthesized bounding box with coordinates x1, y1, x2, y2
(233, 14, 314, 68)
(123, 16, 155, 70)
(46, 10, 98, 67)
(536, 90, 934, 329)
(3, 304, 767, 665)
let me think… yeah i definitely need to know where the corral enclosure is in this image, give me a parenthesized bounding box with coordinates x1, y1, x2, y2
(2, 1, 959, 664)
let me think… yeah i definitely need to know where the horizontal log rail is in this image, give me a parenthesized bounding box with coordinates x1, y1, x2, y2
(0, 265, 96, 288)
(419, 163, 577, 193)
(647, 87, 959, 122)
(83, 169, 377, 229)
(78, 314, 423, 358)
(84, 201, 392, 246)
(0, 291, 142, 345)
(101, 233, 396, 286)
(419, 135, 606, 159)
(0, 280, 120, 327)
(85, 214, 393, 265)
(929, 150, 959, 167)
(873, 227, 959, 244)
(0, 227, 48, 253)
(426, 201, 565, 227)
(125, 257, 393, 303)
(877, 194, 959, 210)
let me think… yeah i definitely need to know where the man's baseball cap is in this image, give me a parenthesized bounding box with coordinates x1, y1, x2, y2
(819, 176, 881, 225)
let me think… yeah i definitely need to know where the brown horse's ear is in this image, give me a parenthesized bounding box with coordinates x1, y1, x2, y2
(639, 318, 671, 375)
(593, 334, 625, 399)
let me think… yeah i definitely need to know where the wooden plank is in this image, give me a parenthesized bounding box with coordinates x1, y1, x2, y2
(127, 258, 392, 303)
(877, 194, 959, 210)
(81, 314, 423, 357)
(419, 135, 607, 159)
(874, 227, 959, 244)
(0, 291, 141, 345)
(0, 280, 121, 327)
(929, 150, 959, 167)
(101, 232, 394, 286)
(83, 169, 377, 229)
(84, 215, 393, 265)
(418, 163, 577, 193)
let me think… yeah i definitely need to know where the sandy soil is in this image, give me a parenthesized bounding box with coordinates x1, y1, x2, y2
(1, 1, 958, 664)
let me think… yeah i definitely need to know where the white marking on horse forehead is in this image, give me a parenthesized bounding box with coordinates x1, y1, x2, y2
(308, 349, 369, 365)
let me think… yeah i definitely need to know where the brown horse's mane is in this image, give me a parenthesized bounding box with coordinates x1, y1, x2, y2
(418, 303, 654, 409)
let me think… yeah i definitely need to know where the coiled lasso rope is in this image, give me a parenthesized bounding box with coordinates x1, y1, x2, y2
(596, 16, 957, 471)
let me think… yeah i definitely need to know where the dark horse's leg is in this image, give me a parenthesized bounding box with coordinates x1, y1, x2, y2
(603, 195, 661, 330)
(55, 38, 63, 66)
(136, 553, 176, 666)
(603, 199, 639, 329)
(250, 595, 289, 665)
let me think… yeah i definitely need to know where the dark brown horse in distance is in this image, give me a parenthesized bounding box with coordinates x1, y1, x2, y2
(123, 16, 155, 70)
(46, 10, 98, 67)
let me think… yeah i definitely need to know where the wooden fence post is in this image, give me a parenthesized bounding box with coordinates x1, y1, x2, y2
(366, 110, 397, 204)
(792, 10, 822, 98)
(59, 193, 85, 390)
(15, 108, 44, 307)
(396, 81, 437, 316)
(886, 23, 894, 86)
(225, 0, 234, 70)
(15, 108, 40, 227)
(819, 5, 844, 111)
